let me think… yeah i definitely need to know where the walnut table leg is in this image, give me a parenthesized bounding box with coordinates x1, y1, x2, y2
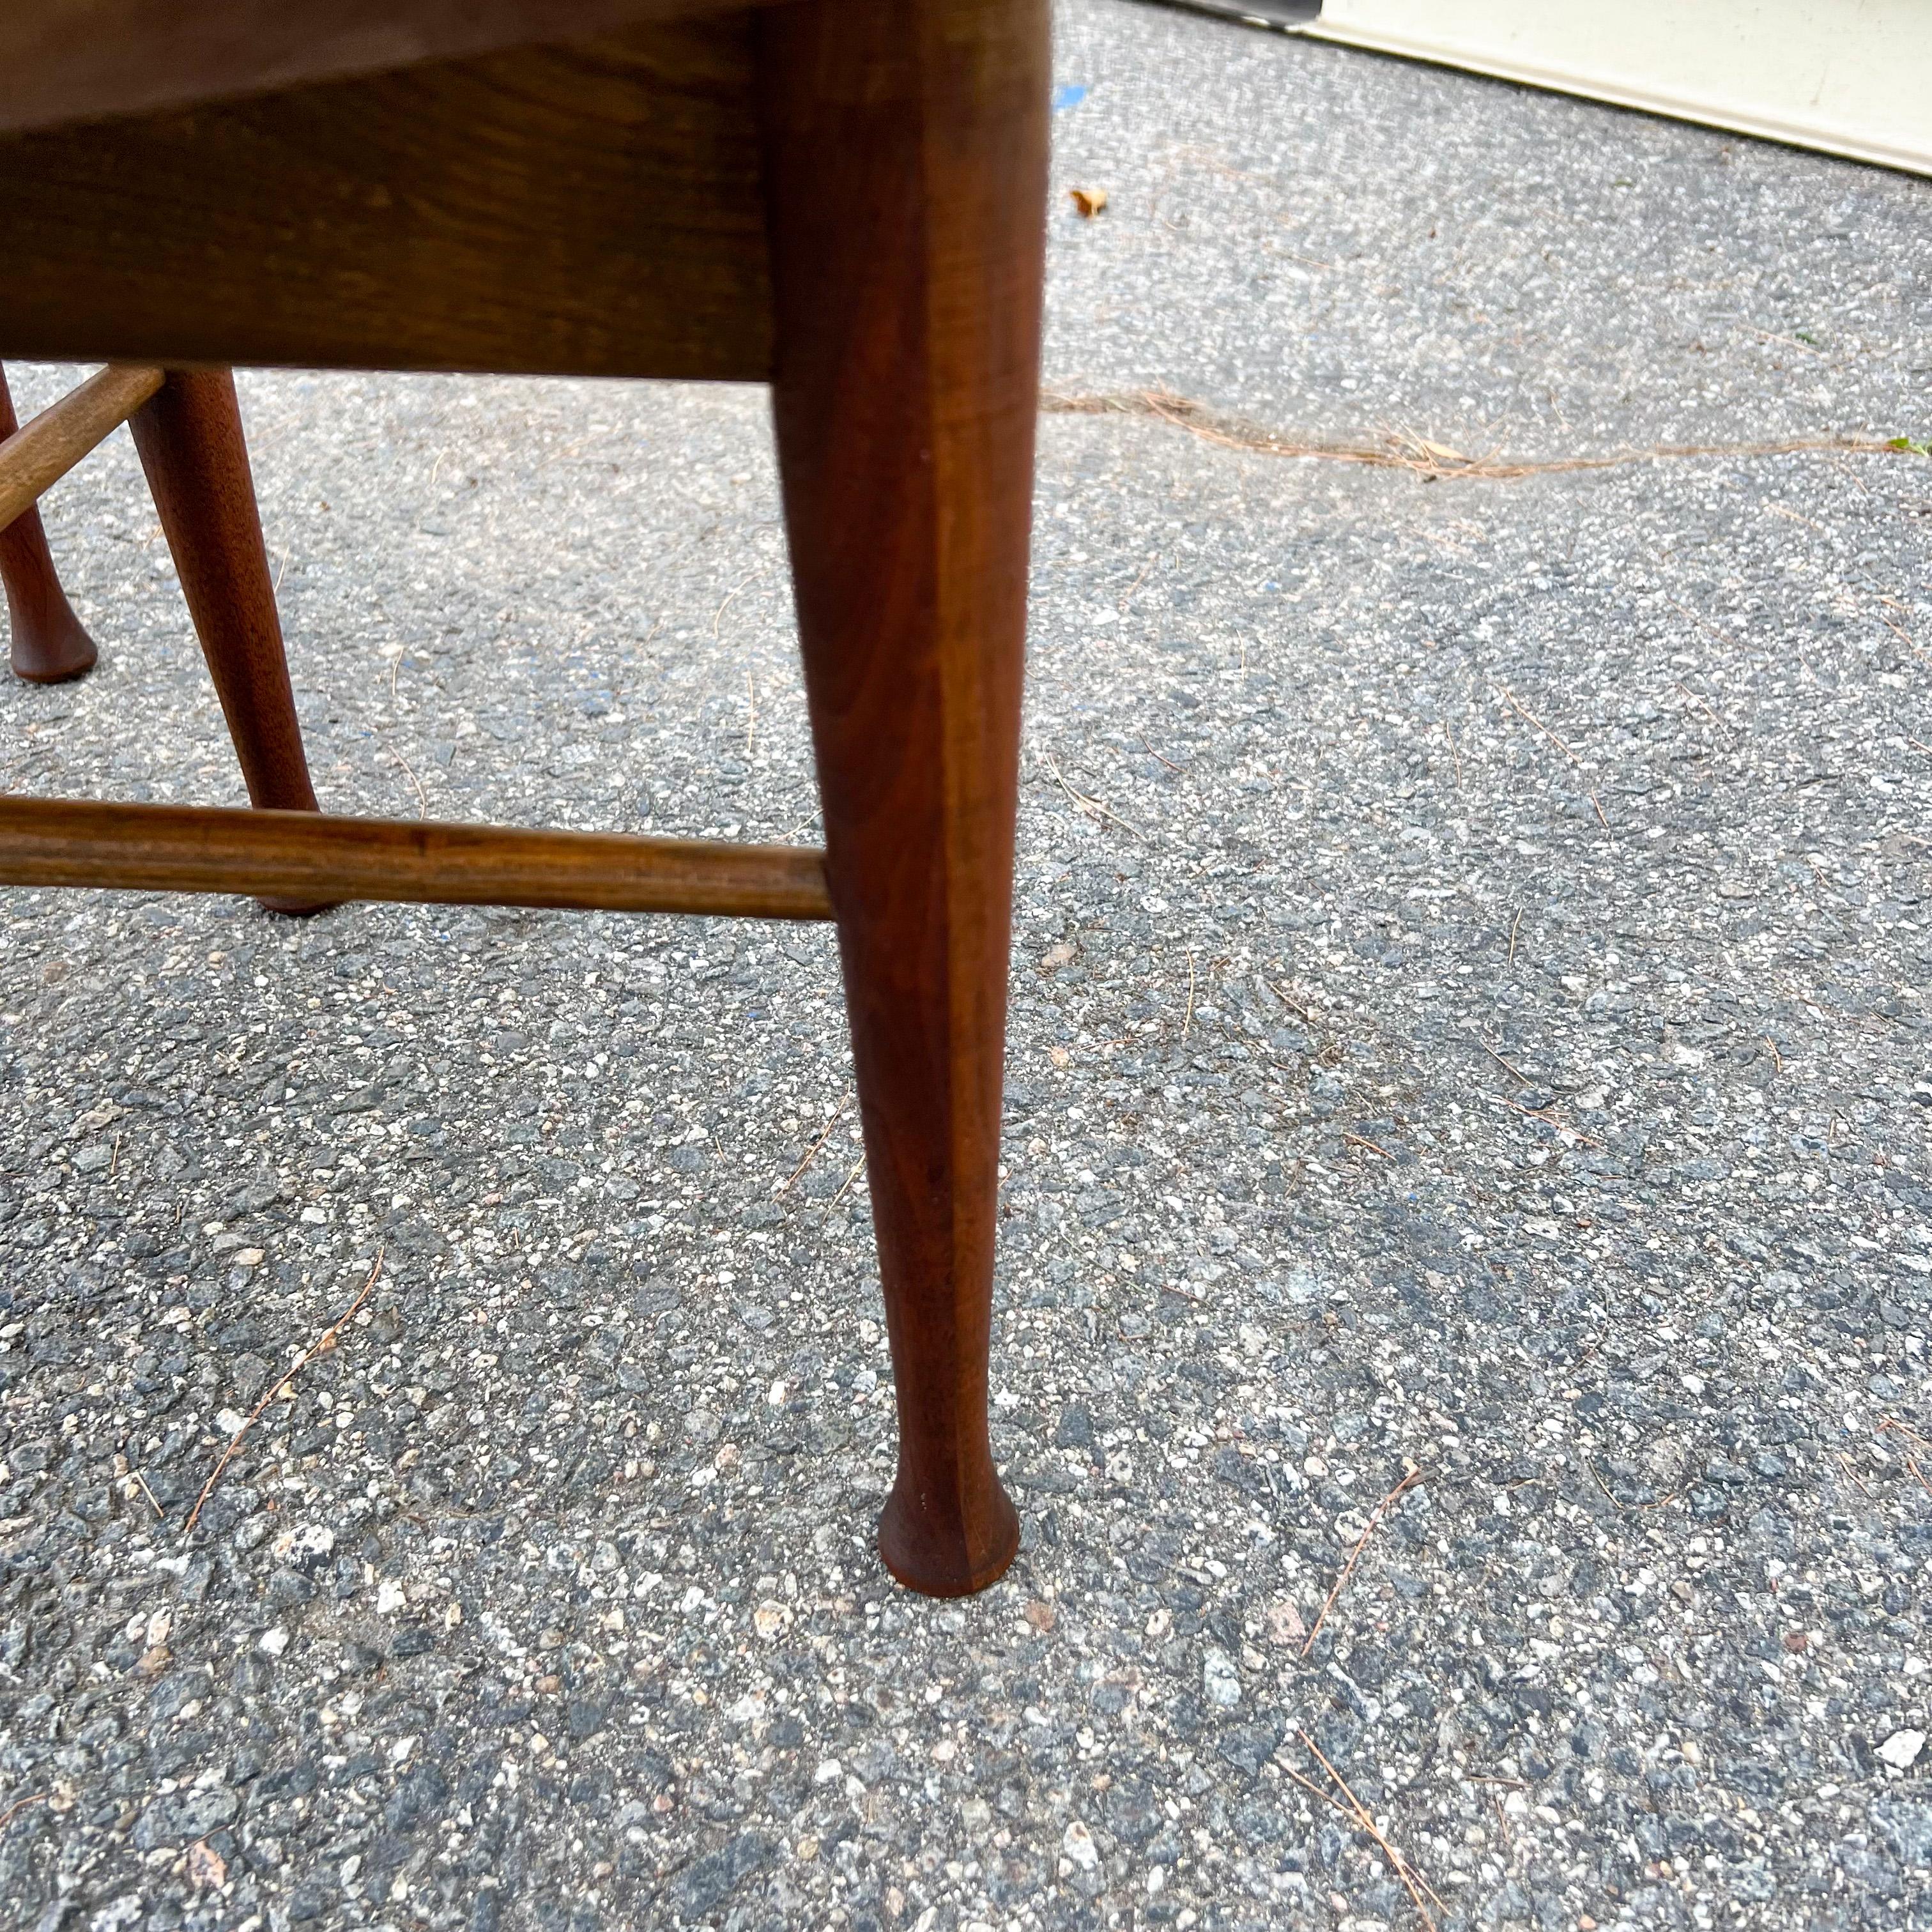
(759, 0, 1048, 1596)
(130, 371, 331, 914)
(1, 365, 99, 684)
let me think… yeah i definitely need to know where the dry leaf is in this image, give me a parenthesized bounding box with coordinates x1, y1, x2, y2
(186, 1839, 227, 1888)
(1023, 1600, 1057, 1632)
(1068, 188, 1108, 218)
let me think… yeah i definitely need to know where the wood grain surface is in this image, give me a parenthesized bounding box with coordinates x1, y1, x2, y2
(0, 23, 772, 379)
(0, 796, 835, 919)
(0, 0, 771, 134)
(759, 0, 1050, 1595)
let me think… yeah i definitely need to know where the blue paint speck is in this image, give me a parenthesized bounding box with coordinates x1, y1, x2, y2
(1051, 83, 1089, 112)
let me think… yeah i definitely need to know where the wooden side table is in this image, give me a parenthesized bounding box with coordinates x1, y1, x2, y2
(0, 0, 1050, 1597)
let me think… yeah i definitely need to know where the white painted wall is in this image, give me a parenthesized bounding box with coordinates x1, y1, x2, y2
(1295, 0, 1932, 175)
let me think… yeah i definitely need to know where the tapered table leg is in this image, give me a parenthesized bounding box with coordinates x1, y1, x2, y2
(758, 0, 1048, 1596)
(1, 366, 99, 684)
(130, 370, 330, 914)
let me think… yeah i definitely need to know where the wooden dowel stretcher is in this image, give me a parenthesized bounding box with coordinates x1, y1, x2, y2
(0, 363, 167, 533)
(0, 795, 835, 920)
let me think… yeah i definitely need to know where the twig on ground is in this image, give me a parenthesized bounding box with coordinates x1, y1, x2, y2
(827, 1155, 866, 1211)
(710, 569, 759, 639)
(1825, 449, 1873, 496)
(1342, 1132, 1394, 1161)
(1507, 910, 1521, 965)
(1671, 680, 1730, 733)
(1041, 747, 1144, 838)
(1486, 1091, 1601, 1146)
(0, 1792, 49, 1833)
(1878, 1420, 1932, 1499)
(1662, 594, 1745, 655)
(1285, 1765, 1365, 1830)
(1039, 386, 1906, 480)
(1586, 1459, 1676, 1513)
(133, 1471, 164, 1519)
(186, 1250, 383, 1533)
(1444, 721, 1464, 790)
(390, 745, 429, 816)
(1285, 1756, 1446, 1926)
(1296, 1729, 1444, 1926)
(1303, 1468, 1424, 1657)
(1497, 686, 1610, 826)
(1271, 981, 1319, 1028)
(1476, 1037, 1531, 1085)
(1181, 948, 1197, 1041)
(1489, 1790, 1518, 1847)
(1284, 1762, 1427, 1880)
(778, 1100, 848, 1195)
(1874, 608, 1924, 656)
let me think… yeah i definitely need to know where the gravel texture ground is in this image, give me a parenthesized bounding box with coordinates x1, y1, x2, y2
(3, 5, 1930, 1930)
